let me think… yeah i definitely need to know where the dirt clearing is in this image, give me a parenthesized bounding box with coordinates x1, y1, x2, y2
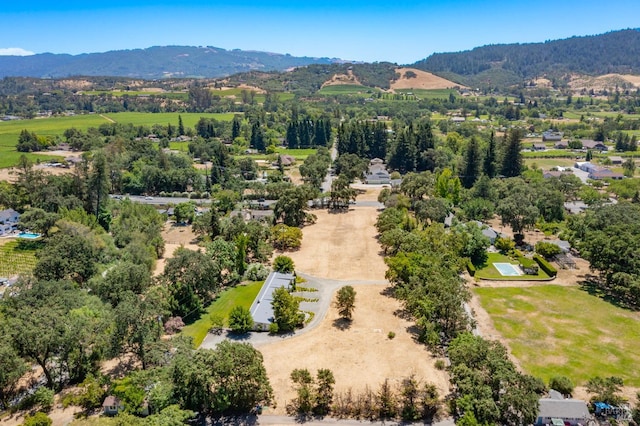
(260, 285, 450, 415)
(289, 204, 387, 281)
(391, 67, 466, 90)
(153, 222, 200, 276)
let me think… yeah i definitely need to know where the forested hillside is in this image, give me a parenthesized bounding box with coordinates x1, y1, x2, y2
(414, 29, 640, 86)
(226, 62, 399, 93)
(0, 46, 338, 79)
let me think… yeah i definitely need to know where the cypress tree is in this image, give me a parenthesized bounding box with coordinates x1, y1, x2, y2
(483, 131, 497, 178)
(462, 136, 481, 188)
(500, 129, 523, 178)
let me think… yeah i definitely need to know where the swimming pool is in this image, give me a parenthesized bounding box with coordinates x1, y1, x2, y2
(17, 232, 42, 240)
(493, 262, 523, 276)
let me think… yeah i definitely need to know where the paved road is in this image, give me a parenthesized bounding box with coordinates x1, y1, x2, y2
(109, 194, 211, 205)
(210, 414, 455, 426)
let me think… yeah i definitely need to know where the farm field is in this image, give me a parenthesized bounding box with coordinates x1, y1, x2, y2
(181, 281, 263, 347)
(0, 112, 237, 168)
(474, 285, 640, 386)
(0, 239, 40, 277)
(395, 88, 456, 99)
(317, 84, 379, 95)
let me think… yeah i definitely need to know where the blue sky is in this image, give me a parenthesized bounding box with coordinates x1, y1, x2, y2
(1, 0, 639, 63)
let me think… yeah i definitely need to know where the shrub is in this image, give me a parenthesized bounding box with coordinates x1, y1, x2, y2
(22, 412, 52, 426)
(388, 331, 396, 339)
(268, 322, 279, 334)
(535, 241, 562, 258)
(466, 261, 476, 276)
(244, 262, 270, 281)
(228, 305, 254, 333)
(434, 360, 446, 370)
(164, 316, 185, 334)
(189, 192, 200, 199)
(494, 236, 515, 253)
(181, 192, 189, 198)
(273, 255, 295, 273)
(172, 191, 181, 198)
(20, 387, 55, 412)
(549, 376, 574, 396)
(534, 254, 557, 276)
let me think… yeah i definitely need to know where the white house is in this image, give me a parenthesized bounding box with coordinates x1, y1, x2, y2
(0, 209, 20, 236)
(249, 272, 296, 331)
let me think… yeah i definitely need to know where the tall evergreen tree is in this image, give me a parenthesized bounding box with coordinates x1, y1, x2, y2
(231, 116, 241, 140)
(250, 122, 266, 152)
(178, 115, 185, 136)
(483, 131, 497, 178)
(389, 130, 416, 174)
(501, 129, 523, 178)
(462, 136, 481, 188)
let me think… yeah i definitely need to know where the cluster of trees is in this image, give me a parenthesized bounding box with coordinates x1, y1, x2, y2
(288, 369, 440, 423)
(285, 118, 332, 148)
(566, 203, 640, 307)
(448, 333, 545, 425)
(16, 129, 55, 152)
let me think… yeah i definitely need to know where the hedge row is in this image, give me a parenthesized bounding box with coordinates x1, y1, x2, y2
(534, 255, 557, 276)
(467, 261, 476, 277)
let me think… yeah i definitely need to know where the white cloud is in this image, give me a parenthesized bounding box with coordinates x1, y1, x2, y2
(0, 48, 35, 56)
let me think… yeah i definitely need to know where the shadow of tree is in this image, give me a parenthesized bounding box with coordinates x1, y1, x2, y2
(333, 318, 352, 330)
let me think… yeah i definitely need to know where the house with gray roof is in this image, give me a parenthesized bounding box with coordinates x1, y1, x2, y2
(0, 209, 20, 236)
(536, 394, 591, 426)
(250, 272, 296, 331)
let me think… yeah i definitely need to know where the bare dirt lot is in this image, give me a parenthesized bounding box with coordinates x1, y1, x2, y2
(391, 67, 466, 91)
(260, 186, 450, 414)
(153, 222, 200, 276)
(287, 206, 386, 281)
(260, 285, 450, 415)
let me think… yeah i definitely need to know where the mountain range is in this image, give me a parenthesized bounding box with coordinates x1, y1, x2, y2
(0, 29, 639, 89)
(0, 46, 338, 79)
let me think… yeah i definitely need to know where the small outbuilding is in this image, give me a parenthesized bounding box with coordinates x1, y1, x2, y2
(102, 396, 124, 416)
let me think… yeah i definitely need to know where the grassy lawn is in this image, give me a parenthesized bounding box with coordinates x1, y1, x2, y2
(0, 239, 40, 277)
(475, 252, 551, 281)
(318, 85, 379, 96)
(181, 281, 263, 347)
(474, 285, 640, 386)
(397, 89, 456, 99)
(0, 112, 238, 168)
(525, 158, 578, 169)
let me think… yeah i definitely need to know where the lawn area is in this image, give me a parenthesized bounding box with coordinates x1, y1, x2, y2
(0, 239, 40, 277)
(474, 252, 551, 281)
(0, 112, 239, 168)
(396, 89, 456, 99)
(318, 85, 379, 96)
(181, 281, 263, 347)
(474, 285, 640, 386)
(524, 158, 578, 169)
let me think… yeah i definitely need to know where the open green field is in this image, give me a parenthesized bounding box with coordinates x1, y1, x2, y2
(318, 85, 379, 96)
(524, 158, 577, 169)
(83, 90, 188, 100)
(474, 285, 640, 386)
(0, 112, 238, 168)
(396, 89, 456, 99)
(181, 281, 263, 347)
(475, 252, 551, 281)
(0, 239, 40, 277)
